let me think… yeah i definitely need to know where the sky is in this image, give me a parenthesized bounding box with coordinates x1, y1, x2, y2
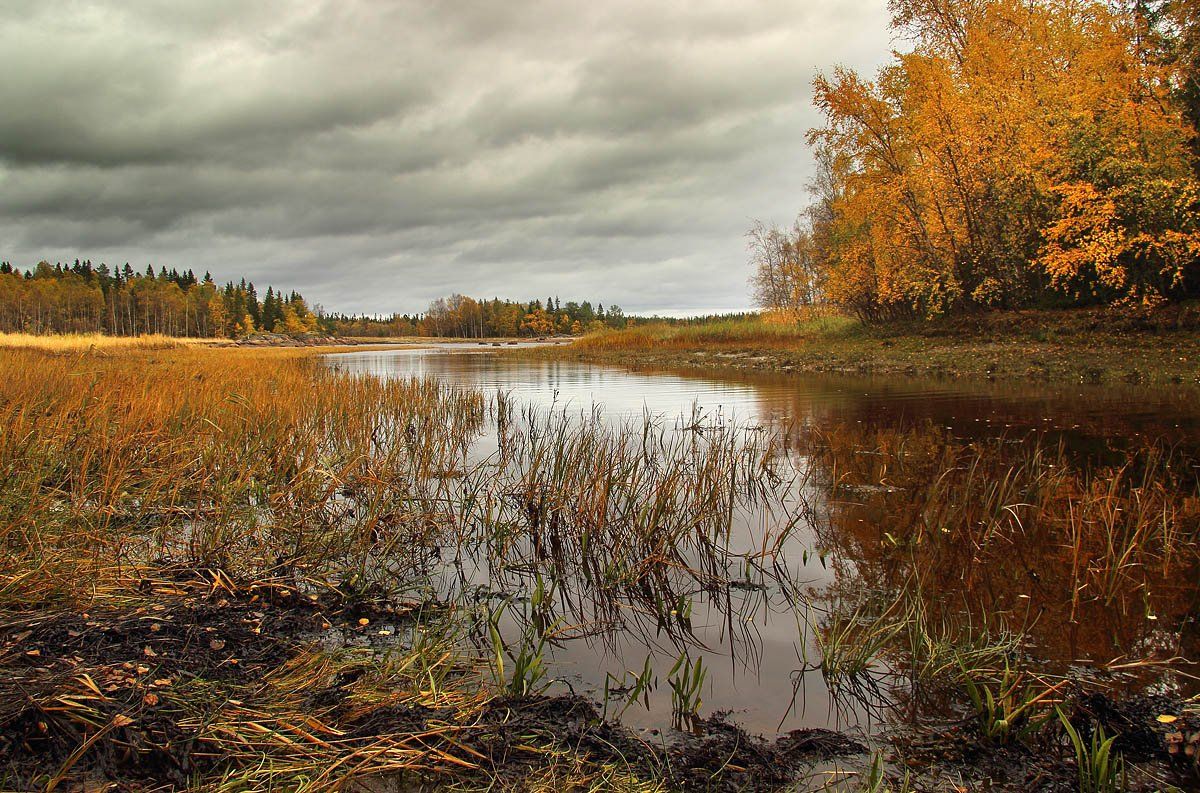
(0, 0, 893, 316)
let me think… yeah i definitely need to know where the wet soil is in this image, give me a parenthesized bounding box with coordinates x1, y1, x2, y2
(2, 574, 1196, 791)
(0, 574, 866, 791)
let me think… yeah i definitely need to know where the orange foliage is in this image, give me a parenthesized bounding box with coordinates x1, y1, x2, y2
(805, 0, 1200, 318)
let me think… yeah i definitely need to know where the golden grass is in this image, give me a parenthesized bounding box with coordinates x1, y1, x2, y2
(0, 346, 529, 789)
(570, 314, 863, 353)
(538, 307, 1200, 387)
(0, 331, 219, 352)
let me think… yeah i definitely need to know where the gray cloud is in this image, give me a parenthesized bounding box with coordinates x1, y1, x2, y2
(0, 0, 892, 315)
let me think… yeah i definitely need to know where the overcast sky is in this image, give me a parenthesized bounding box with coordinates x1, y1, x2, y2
(0, 1, 892, 316)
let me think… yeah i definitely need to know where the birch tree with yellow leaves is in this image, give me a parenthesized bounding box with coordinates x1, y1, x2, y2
(790, 0, 1200, 319)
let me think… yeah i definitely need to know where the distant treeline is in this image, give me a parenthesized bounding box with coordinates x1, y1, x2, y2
(623, 312, 758, 327)
(1, 260, 635, 340)
(753, 0, 1200, 321)
(0, 260, 323, 338)
(328, 294, 627, 338)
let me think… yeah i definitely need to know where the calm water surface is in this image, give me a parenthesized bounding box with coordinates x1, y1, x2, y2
(326, 345, 1200, 738)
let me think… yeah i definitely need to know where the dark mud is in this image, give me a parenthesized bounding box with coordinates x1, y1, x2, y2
(0, 575, 413, 788)
(2, 573, 1196, 791)
(0, 574, 865, 792)
(886, 693, 1200, 791)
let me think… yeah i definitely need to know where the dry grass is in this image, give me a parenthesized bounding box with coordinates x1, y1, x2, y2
(570, 314, 862, 353)
(537, 307, 1200, 386)
(0, 331, 218, 352)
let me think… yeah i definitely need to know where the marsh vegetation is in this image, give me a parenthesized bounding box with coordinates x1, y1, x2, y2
(2, 342, 1196, 791)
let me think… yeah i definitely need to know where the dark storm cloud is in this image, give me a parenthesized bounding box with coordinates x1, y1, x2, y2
(0, 0, 892, 314)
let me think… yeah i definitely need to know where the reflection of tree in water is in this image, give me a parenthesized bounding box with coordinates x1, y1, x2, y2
(794, 418, 1200, 724)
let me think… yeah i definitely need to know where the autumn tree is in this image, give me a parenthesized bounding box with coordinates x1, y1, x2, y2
(0, 259, 323, 338)
(800, 0, 1200, 318)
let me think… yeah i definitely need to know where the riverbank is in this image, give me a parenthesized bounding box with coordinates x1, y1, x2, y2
(526, 307, 1200, 387)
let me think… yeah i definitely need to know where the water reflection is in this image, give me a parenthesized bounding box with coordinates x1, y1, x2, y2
(326, 346, 1200, 737)
(330, 346, 1200, 447)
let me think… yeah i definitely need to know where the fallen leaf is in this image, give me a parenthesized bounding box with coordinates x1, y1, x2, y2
(358, 618, 370, 626)
(1158, 714, 1179, 724)
(143, 693, 159, 706)
(143, 646, 157, 658)
(209, 639, 226, 651)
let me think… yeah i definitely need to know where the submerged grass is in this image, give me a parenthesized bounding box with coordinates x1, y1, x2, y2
(800, 420, 1200, 674)
(794, 419, 1200, 788)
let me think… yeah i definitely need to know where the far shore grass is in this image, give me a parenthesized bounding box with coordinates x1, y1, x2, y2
(525, 306, 1200, 387)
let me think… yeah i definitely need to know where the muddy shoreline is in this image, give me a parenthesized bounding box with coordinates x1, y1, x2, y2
(3, 572, 1196, 791)
(0, 574, 863, 791)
